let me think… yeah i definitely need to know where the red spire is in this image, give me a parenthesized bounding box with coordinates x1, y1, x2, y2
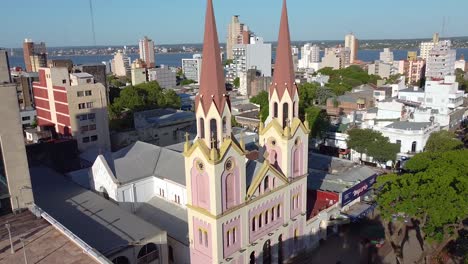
(196, 0, 227, 114)
(270, 0, 296, 99)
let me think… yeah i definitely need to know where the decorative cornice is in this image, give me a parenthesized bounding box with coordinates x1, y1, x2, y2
(246, 161, 289, 198)
(183, 135, 246, 164)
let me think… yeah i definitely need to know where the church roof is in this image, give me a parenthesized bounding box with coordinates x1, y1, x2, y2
(269, 0, 297, 99)
(195, 0, 228, 115)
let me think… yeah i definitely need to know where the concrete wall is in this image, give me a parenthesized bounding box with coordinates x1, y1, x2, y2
(0, 84, 34, 211)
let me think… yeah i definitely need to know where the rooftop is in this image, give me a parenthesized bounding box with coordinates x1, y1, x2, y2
(30, 166, 166, 256)
(385, 121, 433, 131)
(70, 72, 93, 78)
(0, 211, 97, 264)
(135, 197, 188, 245)
(307, 153, 378, 193)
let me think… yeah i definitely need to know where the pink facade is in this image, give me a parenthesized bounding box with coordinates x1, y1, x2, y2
(221, 160, 241, 212)
(290, 184, 303, 219)
(222, 216, 242, 258)
(292, 140, 304, 177)
(191, 159, 211, 211)
(266, 143, 283, 172)
(248, 195, 284, 243)
(191, 217, 213, 263)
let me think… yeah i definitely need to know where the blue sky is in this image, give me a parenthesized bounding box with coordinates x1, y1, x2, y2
(1, 0, 467, 48)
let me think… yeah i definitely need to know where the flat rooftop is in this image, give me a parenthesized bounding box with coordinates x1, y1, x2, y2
(385, 121, 433, 131)
(0, 211, 96, 263)
(307, 153, 378, 193)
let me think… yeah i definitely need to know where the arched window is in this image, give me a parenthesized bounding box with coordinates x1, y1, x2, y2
(278, 235, 283, 263)
(225, 173, 235, 209)
(250, 252, 256, 264)
(137, 243, 159, 263)
(272, 178, 276, 188)
(112, 256, 130, 264)
(283, 103, 289, 127)
(252, 217, 256, 231)
(293, 148, 300, 174)
(210, 118, 217, 146)
(222, 117, 227, 134)
(197, 173, 207, 204)
(273, 102, 278, 118)
(294, 229, 299, 247)
(277, 204, 281, 218)
(263, 239, 272, 264)
(99, 187, 109, 200)
(293, 102, 296, 117)
(263, 176, 269, 191)
(199, 118, 205, 139)
(411, 141, 417, 153)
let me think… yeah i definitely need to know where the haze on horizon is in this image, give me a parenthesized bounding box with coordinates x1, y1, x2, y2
(1, 0, 467, 48)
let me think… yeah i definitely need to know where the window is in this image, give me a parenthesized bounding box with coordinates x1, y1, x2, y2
(82, 137, 90, 143)
(396, 140, 401, 146)
(85, 90, 92, 96)
(204, 231, 208, 247)
(159, 188, 165, 197)
(78, 114, 88, 121)
(273, 102, 278, 118)
(77, 91, 84, 97)
(88, 113, 96, 119)
(225, 173, 235, 210)
(265, 211, 269, 225)
(227, 230, 231, 246)
(259, 213, 262, 228)
(91, 135, 98, 141)
(86, 102, 93, 108)
(199, 118, 205, 139)
(80, 125, 89, 133)
(232, 228, 236, 243)
(210, 119, 217, 144)
(78, 103, 86, 109)
(264, 176, 269, 191)
(252, 217, 256, 231)
(277, 204, 281, 218)
(86, 79, 92, 84)
(283, 103, 289, 127)
(198, 229, 203, 244)
(22, 116, 31, 121)
(89, 124, 96, 131)
(271, 208, 275, 221)
(272, 178, 276, 188)
(62, 79, 67, 84)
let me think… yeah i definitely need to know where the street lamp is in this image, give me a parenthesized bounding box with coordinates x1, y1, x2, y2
(5, 222, 14, 254)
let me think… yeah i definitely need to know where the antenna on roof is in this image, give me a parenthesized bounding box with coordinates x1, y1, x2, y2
(89, 0, 97, 47)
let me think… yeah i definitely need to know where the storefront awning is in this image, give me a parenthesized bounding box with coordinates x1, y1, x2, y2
(343, 202, 376, 222)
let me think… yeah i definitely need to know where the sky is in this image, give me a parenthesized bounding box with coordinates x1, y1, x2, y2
(1, 0, 467, 48)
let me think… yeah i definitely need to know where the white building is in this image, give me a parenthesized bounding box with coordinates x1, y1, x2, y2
(419, 42, 435, 60)
(131, 67, 147, 86)
(374, 121, 440, 154)
(425, 40, 456, 80)
(299, 43, 320, 69)
(455, 58, 466, 71)
(345, 33, 358, 63)
(20, 108, 36, 127)
(379, 48, 394, 63)
(148, 66, 176, 88)
(291, 45, 299, 71)
(228, 36, 272, 81)
(111, 50, 131, 77)
(368, 61, 398, 79)
(182, 54, 202, 83)
(322, 46, 350, 70)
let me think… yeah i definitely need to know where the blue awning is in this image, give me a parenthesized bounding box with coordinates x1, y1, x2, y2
(343, 202, 377, 222)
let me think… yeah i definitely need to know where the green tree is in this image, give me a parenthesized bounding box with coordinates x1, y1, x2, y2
(375, 150, 468, 263)
(224, 59, 233, 66)
(233, 77, 240, 88)
(163, 89, 181, 109)
(250, 91, 269, 122)
(455, 68, 468, 92)
(385, 74, 403, 84)
(347, 129, 399, 163)
(180, 79, 196, 86)
(425, 130, 463, 152)
(304, 106, 330, 138)
(298, 82, 319, 112)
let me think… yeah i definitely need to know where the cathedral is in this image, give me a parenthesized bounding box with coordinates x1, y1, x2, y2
(184, 0, 311, 263)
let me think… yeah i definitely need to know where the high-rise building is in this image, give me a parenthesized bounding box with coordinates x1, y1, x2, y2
(419, 33, 440, 60)
(405, 58, 426, 84)
(139, 36, 156, 68)
(407, 51, 418, 61)
(0, 83, 34, 214)
(32, 67, 111, 152)
(298, 43, 320, 69)
(379, 48, 394, 63)
(291, 46, 299, 72)
(0, 49, 11, 83)
(322, 46, 351, 69)
(185, 1, 309, 263)
(11, 72, 38, 109)
(345, 33, 358, 63)
(182, 54, 202, 83)
(131, 60, 148, 86)
(23, 39, 47, 72)
(74, 64, 109, 102)
(111, 50, 131, 77)
(228, 36, 272, 81)
(226, 15, 249, 60)
(425, 40, 456, 80)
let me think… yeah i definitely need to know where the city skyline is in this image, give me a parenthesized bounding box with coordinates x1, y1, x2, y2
(1, 0, 467, 48)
